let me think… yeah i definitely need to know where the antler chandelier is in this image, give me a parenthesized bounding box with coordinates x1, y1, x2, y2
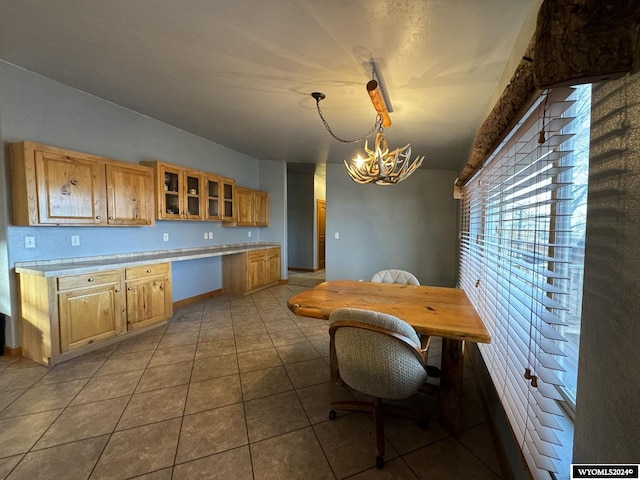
(311, 67, 424, 185)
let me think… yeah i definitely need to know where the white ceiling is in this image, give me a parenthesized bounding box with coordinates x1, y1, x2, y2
(0, 0, 538, 171)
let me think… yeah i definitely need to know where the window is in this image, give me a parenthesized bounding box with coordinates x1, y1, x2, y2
(459, 85, 590, 478)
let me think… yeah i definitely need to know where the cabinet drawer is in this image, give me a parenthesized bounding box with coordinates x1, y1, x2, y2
(247, 250, 266, 260)
(57, 270, 121, 291)
(125, 263, 169, 280)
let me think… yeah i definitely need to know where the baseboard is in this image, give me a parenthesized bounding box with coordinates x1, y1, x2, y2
(3, 345, 22, 358)
(469, 344, 531, 480)
(279, 279, 288, 285)
(173, 289, 223, 309)
(288, 267, 315, 272)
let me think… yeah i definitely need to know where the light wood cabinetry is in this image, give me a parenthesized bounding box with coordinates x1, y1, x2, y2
(203, 173, 222, 221)
(221, 177, 237, 223)
(234, 187, 269, 227)
(125, 264, 172, 330)
(58, 270, 124, 353)
(10, 141, 154, 226)
(222, 247, 280, 295)
(143, 161, 204, 220)
(18, 262, 172, 366)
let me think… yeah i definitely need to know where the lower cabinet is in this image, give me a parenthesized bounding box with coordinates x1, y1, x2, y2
(18, 263, 173, 366)
(58, 270, 124, 353)
(222, 247, 280, 296)
(125, 264, 172, 330)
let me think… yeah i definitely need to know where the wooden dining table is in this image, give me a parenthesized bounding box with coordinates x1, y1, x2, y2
(287, 280, 491, 434)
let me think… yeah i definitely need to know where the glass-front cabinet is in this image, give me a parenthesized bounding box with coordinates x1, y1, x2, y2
(143, 161, 204, 220)
(142, 160, 238, 223)
(221, 177, 236, 223)
(203, 173, 222, 221)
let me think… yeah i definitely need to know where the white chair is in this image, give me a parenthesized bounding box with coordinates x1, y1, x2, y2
(370, 269, 420, 286)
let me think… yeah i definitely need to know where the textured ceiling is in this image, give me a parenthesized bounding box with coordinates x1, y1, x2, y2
(0, 0, 538, 171)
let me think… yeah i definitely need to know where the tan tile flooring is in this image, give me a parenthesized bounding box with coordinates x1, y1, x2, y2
(0, 283, 505, 479)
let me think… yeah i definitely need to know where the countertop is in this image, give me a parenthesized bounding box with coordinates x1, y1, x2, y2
(14, 242, 281, 277)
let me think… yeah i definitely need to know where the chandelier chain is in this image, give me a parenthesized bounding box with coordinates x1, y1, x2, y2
(314, 96, 382, 143)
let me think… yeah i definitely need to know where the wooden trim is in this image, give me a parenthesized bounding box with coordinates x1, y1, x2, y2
(173, 289, 223, 309)
(3, 346, 22, 358)
(288, 267, 315, 272)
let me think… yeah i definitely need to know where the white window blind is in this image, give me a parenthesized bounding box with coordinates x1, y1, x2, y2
(459, 86, 586, 479)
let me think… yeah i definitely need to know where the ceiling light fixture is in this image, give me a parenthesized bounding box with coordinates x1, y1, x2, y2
(311, 63, 424, 185)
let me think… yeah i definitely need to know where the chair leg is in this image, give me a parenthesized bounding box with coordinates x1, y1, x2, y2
(373, 397, 385, 469)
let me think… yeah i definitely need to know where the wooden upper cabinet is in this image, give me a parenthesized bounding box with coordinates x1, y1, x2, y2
(203, 173, 222, 221)
(236, 187, 254, 226)
(234, 187, 269, 227)
(221, 177, 237, 223)
(106, 163, 155, 225)
(34, 148, 106, 225)
(10, 141, 154, 226)
(143, 161, 205, 220)
(254, 190, 269, 227)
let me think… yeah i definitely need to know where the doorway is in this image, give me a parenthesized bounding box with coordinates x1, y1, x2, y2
(317, 199, 326, 270)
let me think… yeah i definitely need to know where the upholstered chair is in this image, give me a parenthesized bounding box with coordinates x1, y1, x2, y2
(328, 307, 430, 469)
(370, 269, 420, 286)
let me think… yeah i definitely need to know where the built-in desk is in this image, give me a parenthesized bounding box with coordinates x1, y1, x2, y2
(15, 243, 281, 277)
(15, 243, 280, 366)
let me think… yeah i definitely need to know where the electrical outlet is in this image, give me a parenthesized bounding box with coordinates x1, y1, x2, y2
(163, 233, 169, 242)
(24, 236, 35, 248)
(204, 232, 208, 239)
(208, 232, 213, 239)
(71, 235, 80, 246)
(334, 232, 340, 239)
(248, 231, 252, 238)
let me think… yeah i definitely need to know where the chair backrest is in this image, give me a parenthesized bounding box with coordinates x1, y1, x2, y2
(370, 269, 420, 286)
(329, 308, 427, 400)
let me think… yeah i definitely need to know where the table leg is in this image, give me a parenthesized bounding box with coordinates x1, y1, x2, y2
(439, 338, 464, 435)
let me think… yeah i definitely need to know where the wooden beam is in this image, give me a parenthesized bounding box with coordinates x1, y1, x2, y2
(533, 0, 640, 89)
(456, 38, 539, 186)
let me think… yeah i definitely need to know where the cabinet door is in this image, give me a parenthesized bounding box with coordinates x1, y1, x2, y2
(126, 276, 170, 329)
(254, 191, 269, 227)
(236, 188, 254, 226)
(221, 178, 236, 223)
(159, 164, 184, 219)
(106, 163, 155, 225)
(35, 150, 106, 224)
(203, 174, 222, 220)
(183, 169, 203, 220)
(266, 248, 280, 284)
(59, 284, 122, 352)
(247, 252, 265, 291)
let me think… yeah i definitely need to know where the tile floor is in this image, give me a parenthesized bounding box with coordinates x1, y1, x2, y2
(0, 282, 505, 479)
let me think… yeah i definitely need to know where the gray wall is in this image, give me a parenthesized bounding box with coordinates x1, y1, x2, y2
(573, 72, 640, 462)
(325, 164, 458, 286)
(0, 61, 286, 347)
(287, 170, 314, 269)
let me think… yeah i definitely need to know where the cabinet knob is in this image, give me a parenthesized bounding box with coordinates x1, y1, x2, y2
(115, 289, 120, 292)
(127, 287, 132, 291)
(109, 216, 114, 220)
(96, 216, 101, 219)
(87, 278, 94, 282)
(146, 269, 152, 273)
